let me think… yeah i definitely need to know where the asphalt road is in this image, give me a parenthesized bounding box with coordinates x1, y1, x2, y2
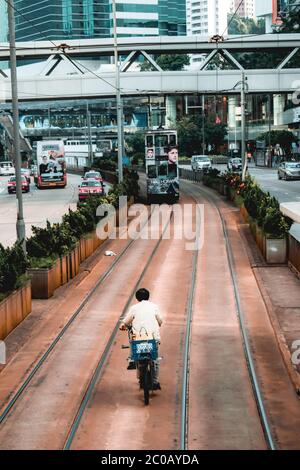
(180, 163, 300, 240)
(0, 173, 81, 247)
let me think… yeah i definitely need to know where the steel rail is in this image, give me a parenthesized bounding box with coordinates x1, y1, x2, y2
(0, 204, 155, 426)
(185, 182, 276, 450)
(180, 203, 200, 450)
(63, 206, 174, 450)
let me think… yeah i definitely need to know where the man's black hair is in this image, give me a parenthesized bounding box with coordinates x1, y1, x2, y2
(136, 288, 150, 302)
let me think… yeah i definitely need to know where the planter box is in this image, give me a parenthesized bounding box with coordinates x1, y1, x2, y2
(28, 259, 61, 299)
(288, 234, 300, 274)
(256, 227, 266, 258)
(228, 187, 236, 202)
(27, 204, 129, 300)
(240, 205, 249, 223)
(0, 281, 32, 340)
(265, 237, 287, 264)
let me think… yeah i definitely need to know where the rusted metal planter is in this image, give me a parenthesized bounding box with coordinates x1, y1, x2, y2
(27, 205, 128, 300)
(288, 234, 300, 277)
(0, 281, 32, 340)
(28, 258, 61, 299)
(239, 205, 249, 223)
(255, 226, 266, 258)
(265, 237, 287, 264)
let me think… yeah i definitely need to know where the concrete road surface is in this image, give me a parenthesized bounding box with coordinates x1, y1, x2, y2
(0, 173, 81, 247)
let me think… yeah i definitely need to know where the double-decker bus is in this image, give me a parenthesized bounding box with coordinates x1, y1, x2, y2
(144, 129, 179, 203)
(35, 141, 67, 189)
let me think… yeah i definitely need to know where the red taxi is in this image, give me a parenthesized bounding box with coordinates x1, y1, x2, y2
(7, 175, 30, 194)
(78, 179, 104, 202)
(83, 171, 103, 183)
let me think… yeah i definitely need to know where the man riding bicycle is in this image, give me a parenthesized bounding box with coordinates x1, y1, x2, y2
(119, 288, 163, 390)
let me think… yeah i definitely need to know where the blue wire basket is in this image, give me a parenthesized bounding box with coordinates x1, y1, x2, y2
(130, 339, 158, 361)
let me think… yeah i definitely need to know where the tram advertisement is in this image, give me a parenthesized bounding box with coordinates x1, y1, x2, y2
(36, 140, 67, 188)
(145, 130, 179, 200)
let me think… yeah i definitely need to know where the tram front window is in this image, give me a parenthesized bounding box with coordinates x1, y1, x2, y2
(146, 136, 154, 147)
(147, 165, 157, 178)
(158, 162, 168, 177)
(155, 135, 168, 147)
(169, 135, 177, 146)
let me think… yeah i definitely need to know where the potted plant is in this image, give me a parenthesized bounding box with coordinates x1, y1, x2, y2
(262, 207, 292, 264)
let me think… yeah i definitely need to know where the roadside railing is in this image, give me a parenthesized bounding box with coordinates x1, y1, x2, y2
(179, 168, 204, 183)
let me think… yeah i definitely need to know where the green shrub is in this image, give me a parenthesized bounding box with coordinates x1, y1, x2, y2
(27, 220, 76, 260)
(263, 207, 293, 238)
(0, 242, 28, 295)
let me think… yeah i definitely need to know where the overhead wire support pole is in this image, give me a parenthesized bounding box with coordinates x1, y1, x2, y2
(86, 102, 93, 168)
(241, 72, 247, 182)
(202, 94, 205, 154)
(112, 0, 123, 183)
(8, 0, 26, 252)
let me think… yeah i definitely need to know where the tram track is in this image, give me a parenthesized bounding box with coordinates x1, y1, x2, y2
(0, 204, 157, 426)
(0, 204, 175, 449)
(63, 206, 174, 449)
(183, 182, 275, 450)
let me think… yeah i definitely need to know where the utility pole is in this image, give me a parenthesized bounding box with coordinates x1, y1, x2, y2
(86, 102, 93, 168)
(202, 94, 205, 154)
(112, 0, 123, 183)
(241, 72, 247, 181)
(8, 0, 26, 252)
(48, 105, 51, 138)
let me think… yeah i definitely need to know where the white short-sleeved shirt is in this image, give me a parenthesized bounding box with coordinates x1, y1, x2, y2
(123, 300, 163, 340)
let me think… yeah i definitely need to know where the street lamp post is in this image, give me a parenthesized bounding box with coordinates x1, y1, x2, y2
(8, 0, 26, 252)
(112, 0, 123, 183)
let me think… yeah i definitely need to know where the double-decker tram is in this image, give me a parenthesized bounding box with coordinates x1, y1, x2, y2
(144, 129, 179, 204)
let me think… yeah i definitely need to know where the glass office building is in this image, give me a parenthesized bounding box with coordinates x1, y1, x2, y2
(0, 1, 8, 42)
(159, 0, 186, 35)
(11, 0, 185, 41)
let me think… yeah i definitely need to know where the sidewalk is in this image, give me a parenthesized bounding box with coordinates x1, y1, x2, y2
(237, 212, 300, 394)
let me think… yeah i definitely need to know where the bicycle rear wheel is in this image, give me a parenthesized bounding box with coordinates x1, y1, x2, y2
(143, 368, 152, 405)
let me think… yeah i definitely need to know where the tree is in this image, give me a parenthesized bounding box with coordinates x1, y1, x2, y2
(140, 54, 190, 71)
(228, 14, 265, 35)
(257, 130, 297, 154)
(275, 9, 300, 33)
(176, 115, 227, 156)
(125, 131, 145, 164)
(176, 116, 202, 157)
(126, 131, 145, 156)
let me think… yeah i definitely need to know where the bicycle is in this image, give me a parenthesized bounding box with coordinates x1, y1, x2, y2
(121, 327, 159, 406)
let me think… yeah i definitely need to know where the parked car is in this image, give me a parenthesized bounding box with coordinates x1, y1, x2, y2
(78, 179, 105, 201)
(83, 170, 103, 183)
(0, 161, 15, 176)
(191, 155, 212, 172)
(7, 175, 30, 194)
(227, 158, 243, 172)
(21, 168, 31, 183)
(278, 162, 300, 180)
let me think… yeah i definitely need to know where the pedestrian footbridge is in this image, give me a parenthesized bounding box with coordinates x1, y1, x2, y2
(0, 34, 299, 101)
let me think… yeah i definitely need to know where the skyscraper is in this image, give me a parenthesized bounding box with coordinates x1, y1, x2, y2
(232, 0, 255, 18)
(186, 0, 232, 37)
(13, 0, 110, 41)
(0, 1, 8, 42)
(9, 0, 185, 41)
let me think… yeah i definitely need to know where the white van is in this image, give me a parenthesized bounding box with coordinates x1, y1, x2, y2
(0, 161, 15, 176)
(191, 155, 212, 172)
